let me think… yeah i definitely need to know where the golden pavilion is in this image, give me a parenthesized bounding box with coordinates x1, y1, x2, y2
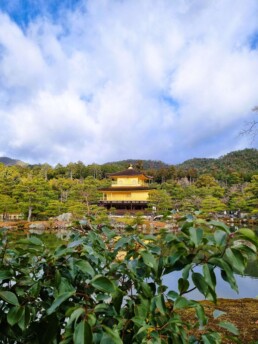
(99, 165, 153, 211)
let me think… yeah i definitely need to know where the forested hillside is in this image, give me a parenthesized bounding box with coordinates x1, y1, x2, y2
(178, 149, 258, 175)
(0, 157, 27, 166)
(103, 159, 170, 170)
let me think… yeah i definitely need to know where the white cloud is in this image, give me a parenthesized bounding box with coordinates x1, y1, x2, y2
(0, 0, 258, 165)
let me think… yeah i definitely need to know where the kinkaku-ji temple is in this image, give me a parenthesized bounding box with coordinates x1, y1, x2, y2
(99, 165, 154, 212)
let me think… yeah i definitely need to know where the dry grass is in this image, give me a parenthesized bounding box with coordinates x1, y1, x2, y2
(180, 298, 258, 343)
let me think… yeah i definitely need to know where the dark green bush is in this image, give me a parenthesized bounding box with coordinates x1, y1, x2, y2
(0, 217, 257, 343)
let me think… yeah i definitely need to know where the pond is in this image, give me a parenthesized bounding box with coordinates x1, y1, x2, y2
(1, 226, 258, 300)
(163, 263, 258, 300)
(164, 225, 258, 300)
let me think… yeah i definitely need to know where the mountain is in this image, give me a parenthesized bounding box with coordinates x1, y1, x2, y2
(177, 148, 258, 174)
(0, 157, 28, 166)
(1, 148, 257, 175)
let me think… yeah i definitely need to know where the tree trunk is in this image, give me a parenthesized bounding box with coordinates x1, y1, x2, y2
(27, 206, 33, 222)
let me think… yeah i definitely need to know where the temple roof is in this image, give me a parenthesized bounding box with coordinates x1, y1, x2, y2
(99, 186, 151, 191)
(107, 165, 152, 179)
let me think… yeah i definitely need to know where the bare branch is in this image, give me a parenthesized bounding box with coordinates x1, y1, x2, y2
(240, 107, 258, 142)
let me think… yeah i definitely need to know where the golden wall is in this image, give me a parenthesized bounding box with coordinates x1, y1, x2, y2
(112, 177, 147, 187)
(104, 190, 149, 201)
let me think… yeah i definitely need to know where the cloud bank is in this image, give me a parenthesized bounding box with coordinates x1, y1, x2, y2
(0, 0, 258, 165)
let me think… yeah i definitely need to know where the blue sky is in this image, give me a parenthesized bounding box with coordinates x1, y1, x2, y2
(0, 0, 258, 166)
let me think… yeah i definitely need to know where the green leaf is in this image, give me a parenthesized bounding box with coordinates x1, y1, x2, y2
(73, 320, 92, 344)
(236, 228, 258, 245)
(94, 303, 109, 313)
(178, 278, 190, 295)
(87, 314, 96, 327)
(209, 257, 238, 292)
(102, 325, 123, 344)
(0, 269, 13, 280)
(192, 272, 208, 296)
(134, 296, 150, 318)
(208, 221, 230, 233)
(193, 303, 207, 326)
(18, 306, 31, 331)
(140, 250, 157, 272)
(203, 264, 216, 290)
(189, 227, 203, 246)
(214, 230, 227, 246)
(219, 321, 239, 335)
(225, 248, 246, 274)
(7, 306, 24, 326)
(91, 276, 116, 293)
(67, 239, 83, 248)
(0, 291, 19, 306)
(114, 236, 131, 250)
(101, 226, 117, 240)
(140, 281, 153, 298)
(182, 263, 193, 280)
(167, 251, 184, 267)
(213, 309, 227, 319)
(132, 316, 146, 327)
(174, 296, 190, 310)
(58, 277, 75, 293)
(29, 281, 41, 298)
(75, 260, 95, 277)
(67, 307, 85, 326)
(202, 332, 221, 344)
(47, 290, 75, 315)
(153, 294, 166, 315)
(112, 287, 124, 313)
(28, 236, 43, 246)
(167, 290, 178, 300)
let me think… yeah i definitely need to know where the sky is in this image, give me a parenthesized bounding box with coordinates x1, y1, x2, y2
(0, 0, 258, 166)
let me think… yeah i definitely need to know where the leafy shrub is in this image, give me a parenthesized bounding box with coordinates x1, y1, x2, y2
(0, 217, 257, 343)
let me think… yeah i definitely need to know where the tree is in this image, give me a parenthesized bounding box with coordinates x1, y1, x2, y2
(0, 194, 19, 220)
(39, 163, 53, 181)
(240, 106, 258, 141)
(14, 176, 53, 221)
(227, 171, 243, 185)
(0, 165, 20, 197)
(69, 177, 102, 216)
(43, 200, 68, 218)
(161, 181, 185, 209)
(148, 189, 172, 214)
(195, 174, 219, 188)
(228, 195, 248, 212)
(200, 196, 226, 214)
(245, 174, 258, 213)
(66, 162, 78, 180)
(49, 178, 75, 203)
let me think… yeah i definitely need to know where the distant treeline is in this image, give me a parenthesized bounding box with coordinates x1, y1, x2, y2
(2, 148, 257, 183)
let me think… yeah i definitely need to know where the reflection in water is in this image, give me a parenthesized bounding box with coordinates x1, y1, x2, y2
(162, 225, 258, 299)
(163, 266, 258, 300)
(245, 258, 258, 278)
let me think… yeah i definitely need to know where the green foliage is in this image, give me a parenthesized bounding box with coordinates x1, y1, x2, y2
(200, 196, 226, 213)
(195, 175, 219, 188)
(177, 149, 258, 182)
(0, 218, 257, 343)
(245, 175, 258, 213)
(148, 189, 172, 214)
